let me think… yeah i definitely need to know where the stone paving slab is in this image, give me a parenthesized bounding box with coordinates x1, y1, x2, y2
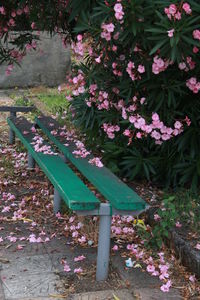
(69, 289, 135, 300)
(6, 298, 64, 300)
(1, 254, 54, 277)
(0, 243, 48, 259)
(0, 278, 5, 300)
(134, 287, 182, 300)
(2, 272, 62, 299)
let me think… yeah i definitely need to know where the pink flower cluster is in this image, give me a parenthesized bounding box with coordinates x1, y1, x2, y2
(26, 41, 37, 51)
(72, 140, 91, 158)
(62, 259, 83, 274)
(88, 158, 104, 168)
(0, 6, 5, 15)
(167, 29, 174, 38)
(29, 233, 49, 243)
(10, 49, 24, 63)
(101, 23, 115, 41)
(31, 135, 57, 155)
(102, 123, 120, 139)
(186, 77, 200, 94)
(114, 97, 188, 144)
(152, 56, 170, 74)
(114, 3, 124, 21)
(145, 254, 172, 292)
(164, 3, 191, 20)
(68, 70, 86, 97)
(47, 123, 104, 168)
(71, 35, 86, 59)
(0, 5, 30, 34)
(178, 56, 196, 72)
(86, 85, 112, 111)
(126, 61, 145, 81)
(112, 62, 122, 77)
(5, 64, 13, 76)
(150, 113, 184, 144)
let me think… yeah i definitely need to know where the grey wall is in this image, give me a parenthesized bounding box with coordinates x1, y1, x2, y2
(0, 32, 71, 88)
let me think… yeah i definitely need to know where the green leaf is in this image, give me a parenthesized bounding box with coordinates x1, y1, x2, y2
(149, 39, 168, 55)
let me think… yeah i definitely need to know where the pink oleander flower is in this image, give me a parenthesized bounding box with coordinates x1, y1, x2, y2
(193, 30, 200, 41)
(112, 245, 119, 251)
(64, 264, 71, 272)
(182, 3, 192, 14)
(147, 264, 155, 273)
(2, 206, 11, 213)
(74, 255, 86, 262)
(193, 46, 199, 54)
(169, 4, 177, 15)
(154, 214, 161, 221)
(160, 280, 172, 292)
(88, 157, 103, 168)
(175, 221, 182, 228)
(167, 29, 174, 38)
(137, 65, 145, 74)
(74, 267, 83, 274)
(189, 275, 196, 283)
(0, 6, 6, 14)
(195, 243, 200, 250)
(114, 3, 124, 21)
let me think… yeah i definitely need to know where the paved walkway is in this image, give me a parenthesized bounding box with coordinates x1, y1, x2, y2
(0, 91, 182, 300)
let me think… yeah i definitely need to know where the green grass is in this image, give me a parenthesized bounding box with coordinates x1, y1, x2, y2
(11, 87, 70, 121)
(36, 90, 69, 115)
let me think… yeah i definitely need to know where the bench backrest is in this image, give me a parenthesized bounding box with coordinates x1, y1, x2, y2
(0, 106, 35, 113)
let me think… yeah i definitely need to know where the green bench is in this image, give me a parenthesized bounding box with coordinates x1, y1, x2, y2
(7, 115, 148, 281)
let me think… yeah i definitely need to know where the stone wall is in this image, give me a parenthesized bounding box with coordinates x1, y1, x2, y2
(0, 32, 71, 88)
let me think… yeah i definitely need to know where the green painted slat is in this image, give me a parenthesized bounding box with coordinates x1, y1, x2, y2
(36, 116, 147, 211)
(7, 117, 100, 211)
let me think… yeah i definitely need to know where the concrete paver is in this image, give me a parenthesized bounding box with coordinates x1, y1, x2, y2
(2, 272, 62, 299)
(1, 254, 54, 277)
(0, 278, 5, 300)
(69, 289, 135, 300)
(134, 287, 182, 300)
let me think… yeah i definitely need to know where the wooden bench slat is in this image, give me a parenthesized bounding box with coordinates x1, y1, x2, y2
(36, 116, 147, 211)
(7, 117, 100, 211)
(0, 106, 35, 112)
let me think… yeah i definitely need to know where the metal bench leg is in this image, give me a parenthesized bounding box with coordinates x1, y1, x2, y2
(9, 128, 15, 145)
(96, 204, 112, 281)
(9, 112, 16, 144)
(28, 152, 35, 169)
(54, 188, 61, 214)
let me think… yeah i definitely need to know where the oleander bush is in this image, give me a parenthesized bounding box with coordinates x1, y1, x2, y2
(1, 1, 200, 189)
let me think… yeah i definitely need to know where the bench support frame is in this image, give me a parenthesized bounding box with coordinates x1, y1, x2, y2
(54, 188, 62, 214)
(96, 203, 111, 281)
(9, 112, 16, 144)
(76, 204, 147, 281)
(28, 152, 36, 169)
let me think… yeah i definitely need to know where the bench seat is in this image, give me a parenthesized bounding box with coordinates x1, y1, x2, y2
(36, 116, 146, 211)
(7, 117, 100, 211)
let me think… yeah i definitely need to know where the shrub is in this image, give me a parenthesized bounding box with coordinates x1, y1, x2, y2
(67, 0, 200, 190)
